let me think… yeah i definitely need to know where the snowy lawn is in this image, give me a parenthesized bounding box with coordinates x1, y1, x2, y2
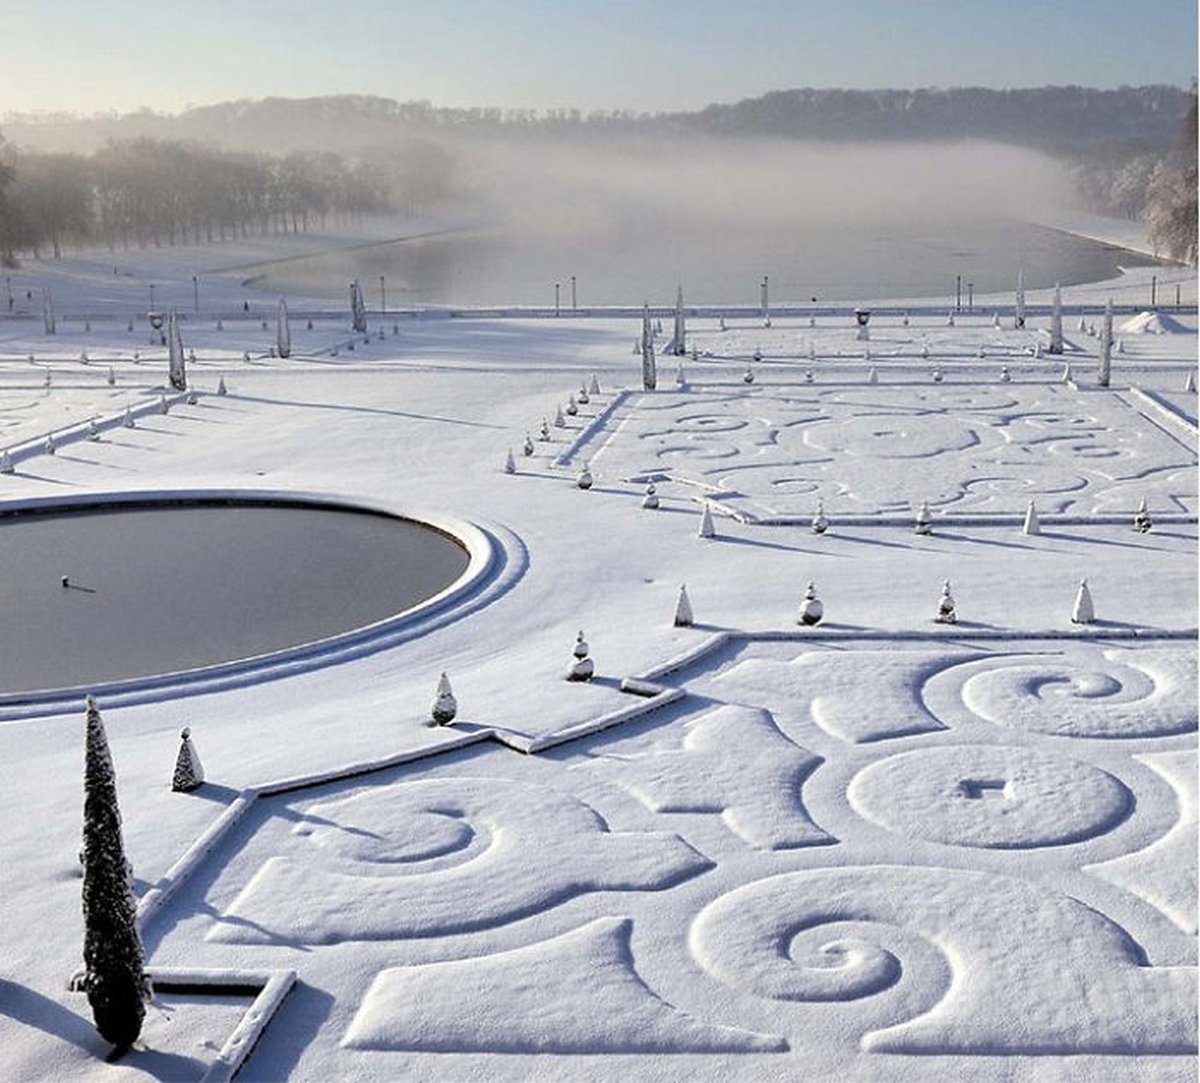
(0, 242, 1194, 1082)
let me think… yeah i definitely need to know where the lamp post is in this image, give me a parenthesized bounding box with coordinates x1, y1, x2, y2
(1151, 275, 1157, 308)
(380, 275, 386, 314)
(555, 282, 560, 317)
(192, 275, 199, 313)
(967, 282, 974, 311)
(955, 274, 961, 312)
(149, 283, 155, 313)
(5, 275, 11, 312)
(760, 275, 769, 318)
(571, 275, 577, 310)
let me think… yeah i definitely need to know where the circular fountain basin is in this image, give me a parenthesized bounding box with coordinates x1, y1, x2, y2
(0, 491, 482, 704)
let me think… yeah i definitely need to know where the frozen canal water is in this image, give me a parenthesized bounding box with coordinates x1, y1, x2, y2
(0, 500, 469, 695)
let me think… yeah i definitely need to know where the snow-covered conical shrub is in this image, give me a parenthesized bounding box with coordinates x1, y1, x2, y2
(798, 582, 824, 626)
(993, 312, 1001, 329)
(159, 394, 169, 415)
(0, 450, 12, 474)
(566, 392, 578, 416)
(977, 345, 987, 359)
(242, 350, 251, 363)
(673, 584, 694, 627)
(675, 363, 687, 388)
(576, 461, 593, 489)
(935, 580, 957, 624)
(216, 376, 227, 396)
(522, 433, 535, 456)
(1033, 342, 1043, 358)
(946, 311, 955, 326)
(1071, 578, 1095, 624)
(216, 319, 223, 331)
(1185, 369, 1196, 393)
(171, 728, 205, 792)
(811, 500, 829, 535)
(554, 404, 566, 428)
(578, 385, 590, 405)
(719, 316, 727, 331)
(642, 482, 660, 509)
(914, 500, 933, 535)
(921, 342, 930, 359)
(123, 407, 135, 429)
(44, 369, 52, 388)
(80, 349, 89, 364)
(902, 311, 910, 326)
(698, 502, 716, 538)
(743, 364, 755, 384)
(808, 315, 816, 328)
(753, 348, 762, 362)
(44, 434, 56, 455)
(504, 447, 516, 474)
(538, 417, 551, 441)
(1133, 497, 1152, 534)
(567, 631, 595, 681)
(932, 366, 943, 383)
(590, 374, 601, 395)
(1061, 362, 1073, 384)
(87, 419, 101, 442)
(867, 366, 878, 384)
(107, 367, 116, 386)
(1116, 337, 1125, 354)
(81, 696, 149, 1051)
(1022, 499, 1041, 536)
(804, 369, 814, 384)
(431, 673, 458, 725)
(999, 365, 1010, 382)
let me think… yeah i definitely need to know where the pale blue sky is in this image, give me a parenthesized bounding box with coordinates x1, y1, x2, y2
(2, 0, 1195, 116)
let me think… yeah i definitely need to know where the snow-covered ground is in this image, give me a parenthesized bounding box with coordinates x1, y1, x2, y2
(0, 225, 1195, 1082)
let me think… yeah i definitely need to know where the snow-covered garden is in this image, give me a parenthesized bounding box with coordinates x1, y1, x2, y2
(0, 233, 1194, 1081)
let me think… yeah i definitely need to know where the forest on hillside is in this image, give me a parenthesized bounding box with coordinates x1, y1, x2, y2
(0, 84, 1194, 266)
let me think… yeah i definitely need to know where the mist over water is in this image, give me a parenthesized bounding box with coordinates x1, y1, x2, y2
(254, 138, 1152, 306)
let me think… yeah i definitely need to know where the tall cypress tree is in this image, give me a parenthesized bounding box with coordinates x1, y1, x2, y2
(81, 695, 148, 1052)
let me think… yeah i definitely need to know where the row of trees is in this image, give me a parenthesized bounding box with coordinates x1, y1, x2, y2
(0, 136, 424, 264)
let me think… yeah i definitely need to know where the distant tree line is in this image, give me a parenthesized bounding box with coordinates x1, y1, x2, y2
(0, 135, 442, 264)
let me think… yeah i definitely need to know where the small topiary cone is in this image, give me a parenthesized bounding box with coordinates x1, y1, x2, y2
(673, 584, 694, 627)
(921, 341, 930, 359)
(578, 385, 590, 405)
(554, 404, 566, 428)
(811, 500, 829, 535)
(590, 373, 601, 395)
(566, 392, 578, 416)
(978, 345, 987, 359)
(935, 580, 957, 624)
(538, 417, 550, 440)
(107, 366, 116, 386)
(522, 433, 534, 456)
(576, 461, 593, 489)
(1022, 499, 1041, 536)
(171, 728, 205, 793)
(946, 311, 955, 326)
(431, 673, 458, 725)
(1133, 498, 1152, 534)
(914, 500, 933, 536)
(743, 364, 755, 384)
(123, 407, 135, 429)
(159, 394, 169, 415)
(1061, 362, 1073, 384)
(1071, 578, 1095, 624)
(186, 389, 198, 406)
(216, 376, 228, 396)
(993, 312, 1001, 329)
(641, 482, 659, 509)
(867, 366, 878, 384)
(87, 419, 101, 442)
(676, 363, 687, 388)
(1185, 369, 1196, 393)
(0, 450, 13, 474)
(798, 582, 823, 626)
(698, 503, 716, 539)
(567, 631, 594, 681)
(931, 366, 943, 383)
(504, 447, 516, 474)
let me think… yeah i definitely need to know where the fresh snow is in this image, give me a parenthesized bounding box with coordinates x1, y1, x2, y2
(0, 225, 1194, 1082)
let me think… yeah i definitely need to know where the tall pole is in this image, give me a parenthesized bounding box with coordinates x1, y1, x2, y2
(1151, 275, 1157, 308)
(571, 275, 577, 310)
(5, 275, 11, 312)
(967, 282, 974, 311)
(555, 282, 560, 317)
(760, 275, 769, 319)
(192, 275, 199, 313)
(380, 275, 386, 314)
(149, 283, 155, 313)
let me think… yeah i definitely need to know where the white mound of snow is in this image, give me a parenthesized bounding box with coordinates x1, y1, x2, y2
(1119, 310, 1189, 335)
